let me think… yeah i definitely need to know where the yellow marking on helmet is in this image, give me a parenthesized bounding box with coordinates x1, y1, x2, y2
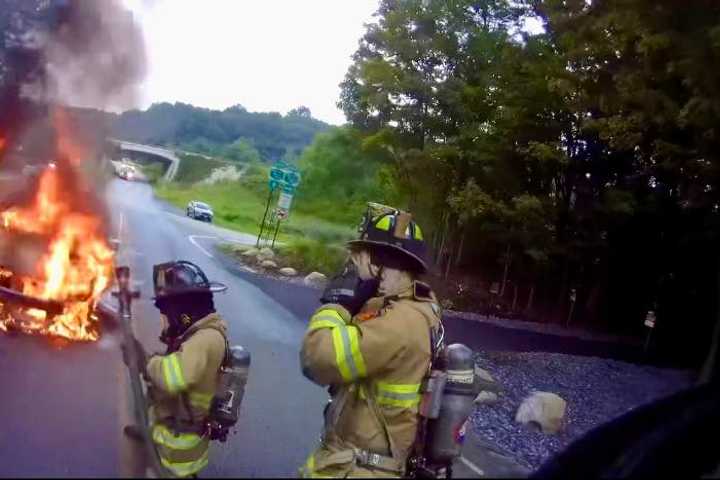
(375, 215, 392, 231)
(414, 224, 424, 240)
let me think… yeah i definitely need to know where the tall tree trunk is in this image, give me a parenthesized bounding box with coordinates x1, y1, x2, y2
(436, 213, 450, 264)
(511, 283, 518, 312)
(500, 244, 512, 297)
(526, 285, 535, 313)
(455, 228, 466, 267)
(555, 257, 570, 324)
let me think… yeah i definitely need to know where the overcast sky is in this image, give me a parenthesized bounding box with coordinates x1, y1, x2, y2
(122, 0, 381, 125)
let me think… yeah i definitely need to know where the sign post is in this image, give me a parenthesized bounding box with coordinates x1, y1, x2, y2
(644, 310, 656, 354)
(257, 163, 301, 248)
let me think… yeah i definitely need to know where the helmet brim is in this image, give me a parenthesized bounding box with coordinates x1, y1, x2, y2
(347, 239, 428, 274)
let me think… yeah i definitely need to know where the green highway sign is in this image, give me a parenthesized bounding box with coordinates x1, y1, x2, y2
(268, 162, 301, 191)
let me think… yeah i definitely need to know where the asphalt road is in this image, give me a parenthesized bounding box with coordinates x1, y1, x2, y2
(0, 178, 640, 477)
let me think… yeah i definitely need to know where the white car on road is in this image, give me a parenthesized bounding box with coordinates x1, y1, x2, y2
(186, 201, 214, 223)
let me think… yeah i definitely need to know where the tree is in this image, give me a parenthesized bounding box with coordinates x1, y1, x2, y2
(339, 0, 720, 366)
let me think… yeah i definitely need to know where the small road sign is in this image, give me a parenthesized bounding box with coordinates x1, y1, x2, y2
(645, 311, 656, 328)
(278, 191, 293, 211)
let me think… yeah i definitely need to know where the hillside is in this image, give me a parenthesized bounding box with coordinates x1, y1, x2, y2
(112, 102, 331, 162)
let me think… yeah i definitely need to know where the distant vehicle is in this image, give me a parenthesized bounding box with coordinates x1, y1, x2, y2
(187, 201, 214, 222)
(117, 164, 135, 181)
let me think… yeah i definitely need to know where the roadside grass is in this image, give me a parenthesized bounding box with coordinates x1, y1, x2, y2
(174, 153, 238, 184)
(155, 179, 356, 249)
(220, 238, 347, 276)
(155, 156, 357, 274)
(155, 181, 264, 234)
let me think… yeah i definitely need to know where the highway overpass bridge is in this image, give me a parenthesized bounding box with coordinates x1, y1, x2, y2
(108, 139, 180, 182)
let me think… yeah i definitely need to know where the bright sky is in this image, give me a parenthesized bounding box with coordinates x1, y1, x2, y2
(122, 0, 381, 125)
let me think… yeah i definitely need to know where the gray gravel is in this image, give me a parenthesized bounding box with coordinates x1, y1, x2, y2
(470, 351, 694, 471)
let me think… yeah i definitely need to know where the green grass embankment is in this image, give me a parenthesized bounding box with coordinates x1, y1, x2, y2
(155, 160, 354, 275)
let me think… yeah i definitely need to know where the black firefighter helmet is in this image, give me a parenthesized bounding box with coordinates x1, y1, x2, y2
(348, 204, 429, 274)
(152, 261, 227, 341)
(152, 260, 227, 299)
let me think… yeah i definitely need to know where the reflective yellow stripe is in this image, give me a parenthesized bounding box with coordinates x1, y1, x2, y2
(375, 382, 421, 408)
(308, 311, 346, 331)
(414, 224, 424, 240)
(189, 391, 213, 410)
(332, 328, 353, 382)
(160, 450, 209, 477)
(331, 325, 367, 382)
(299, 453, 334, 478)
(152, 424, 204, 450)
(161, 354, 187, 394)
(347, 326, 367, 378)
(375, 215, 392, 231)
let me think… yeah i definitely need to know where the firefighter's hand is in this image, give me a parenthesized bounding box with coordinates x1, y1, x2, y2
(320, 262, 378, 316)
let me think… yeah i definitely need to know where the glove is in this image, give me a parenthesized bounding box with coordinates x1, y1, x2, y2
(320, 261, 379, 316)
(121, 336, 148, 376)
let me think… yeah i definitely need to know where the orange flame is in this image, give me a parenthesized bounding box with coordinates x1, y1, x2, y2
(0, 112, 114, 341)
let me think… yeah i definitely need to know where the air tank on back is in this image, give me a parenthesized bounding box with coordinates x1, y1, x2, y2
(208, 345, 251, 441)
(425, 343, 478, 464)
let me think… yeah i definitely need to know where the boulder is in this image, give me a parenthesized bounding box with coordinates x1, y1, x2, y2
(257, 247, 275, 261)
(515, 392, 567, 434)
(475, 366, 495, 383)
(240, 247, 260, 258)
(260, 260, 278, 269)
(474, 391, 500, 405)
(279, 267, 298, 277)
(303, 272, 328, 287)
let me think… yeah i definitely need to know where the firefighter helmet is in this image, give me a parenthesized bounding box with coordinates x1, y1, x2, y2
(152, 260, 227, 299)
(348, 210, 429, 274)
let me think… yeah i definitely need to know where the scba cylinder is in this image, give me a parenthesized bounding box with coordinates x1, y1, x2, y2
(210, 345, 251, 430)
(426, 343, 477, 464)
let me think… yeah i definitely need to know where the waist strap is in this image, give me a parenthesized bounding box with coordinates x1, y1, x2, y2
(353, 448, 404, 474)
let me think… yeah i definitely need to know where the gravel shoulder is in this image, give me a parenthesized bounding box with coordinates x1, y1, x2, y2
(471, 351, 694, 471)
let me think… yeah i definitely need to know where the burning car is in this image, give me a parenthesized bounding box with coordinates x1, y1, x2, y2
(0, 111, 115, 342)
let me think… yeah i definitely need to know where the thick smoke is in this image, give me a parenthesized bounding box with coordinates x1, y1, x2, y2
(0, 0, 147, 275)
(0, 0, 147, 150)
(43, 0, 147, 111)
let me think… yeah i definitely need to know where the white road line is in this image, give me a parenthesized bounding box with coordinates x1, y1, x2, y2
(459, 456, 485, 477)
(188, 235, 217, 259)
(118, 211, 125, 242)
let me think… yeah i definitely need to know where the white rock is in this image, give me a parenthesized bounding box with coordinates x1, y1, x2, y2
(303, 271, 328, 287)
(515, 392, 567, 434)
(260, 260, 278, 269)
(474, 391, 500, 405)
(257, 247, 275, 261)
(241, 248, 260, 258)
(279, 267, 298, 277)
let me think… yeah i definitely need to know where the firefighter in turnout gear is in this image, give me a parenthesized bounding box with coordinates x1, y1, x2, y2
(122, 261, 229, 478)
(300, 206, 443, 478)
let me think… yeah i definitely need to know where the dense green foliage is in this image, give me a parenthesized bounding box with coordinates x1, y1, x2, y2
(340, 0, 720, 365)
(297, 126, 397, 224)
(113, 102, 330, 163)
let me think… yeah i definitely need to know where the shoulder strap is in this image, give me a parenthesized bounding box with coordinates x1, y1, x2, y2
(194, 324, 230, 366)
